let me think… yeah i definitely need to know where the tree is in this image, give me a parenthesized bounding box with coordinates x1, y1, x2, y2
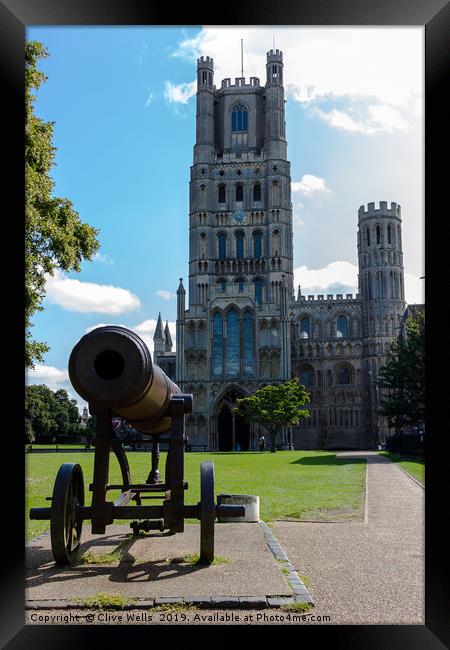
(25, 384, 81, 441)
(233, 379, 310, 452)
(25, 40, 100, 368)
(377, 312, 425, 429)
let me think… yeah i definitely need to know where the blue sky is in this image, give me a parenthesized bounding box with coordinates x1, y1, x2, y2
(26, 26, 424, 409)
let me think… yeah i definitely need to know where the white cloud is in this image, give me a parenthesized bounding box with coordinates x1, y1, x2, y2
(294, 260, 424, 305)
(164, 80, 196, 104)
(45, 270, 141, 314)
(404, 272, 425, 305)
(294, 261, 359, 296)
(93, 252, 114, 264)
(145, 91, 154, 107)
(169, 27, 422, 133)
(157, 290, 176, 301)
(27, 364, 69, 384)
(313, 105, 407, 134)
(133, 318, 177, 355)
(292, 174, 330, 197)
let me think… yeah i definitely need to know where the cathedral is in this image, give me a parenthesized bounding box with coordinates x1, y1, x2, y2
(154, 49, 410, 451)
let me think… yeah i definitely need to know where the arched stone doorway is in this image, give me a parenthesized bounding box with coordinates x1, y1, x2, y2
(216, 388, 250, 451)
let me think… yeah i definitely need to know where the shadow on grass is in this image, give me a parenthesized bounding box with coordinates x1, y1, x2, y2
(290, 455, 366, 466)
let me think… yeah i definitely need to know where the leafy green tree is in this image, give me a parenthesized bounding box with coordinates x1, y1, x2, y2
(25, 384, 57, 439)
(52, 389, 82, 436)
(25, 385, 81, 440)
(25, 40, 100, 368)
(377, 312, 425, 428)
(234, 379, 310, 452)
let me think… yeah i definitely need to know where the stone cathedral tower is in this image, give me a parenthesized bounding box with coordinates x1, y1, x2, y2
(175, 50, 294, 451)
(153, 47, 414, 452)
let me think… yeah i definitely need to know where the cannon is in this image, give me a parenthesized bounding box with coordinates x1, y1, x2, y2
(29, 325, 245, 565)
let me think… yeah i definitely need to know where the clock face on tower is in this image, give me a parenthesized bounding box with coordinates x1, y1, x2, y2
(233, 209, 246, 225)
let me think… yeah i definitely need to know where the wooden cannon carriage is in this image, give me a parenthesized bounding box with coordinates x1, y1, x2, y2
(29, 325, 244, 565)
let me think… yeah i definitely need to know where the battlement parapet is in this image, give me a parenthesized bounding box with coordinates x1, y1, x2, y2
(358, 201, 401, 219)
(296, 293, 360, 304)
(197, 56, 214, 69)
(266, 49, 283, 62)
(220, 76, 261, 89)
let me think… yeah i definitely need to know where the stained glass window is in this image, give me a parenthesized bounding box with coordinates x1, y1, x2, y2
(243, 311, 254, 377)
(213, 312, 223, 376)
(226, 309, 240, 377)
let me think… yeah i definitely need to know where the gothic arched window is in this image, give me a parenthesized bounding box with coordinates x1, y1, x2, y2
(253, 183, 261, 202)
(300, 317, 310, 339)
(366, 227, 371, 247)
(218, 184, 226, 204)
(232, 103, 248, 132)
(235, 231, 245, 259)
(254, 278, 264, 305)
(236, 183, 244, 202)
(387, 224, 392, 244)
(218, 232, 227, 260)
(226, 309, 240, 377)
(336, 315, 348, 338)
(300, 364, 314, 387)
(253, 230, 263, 258)
(337, 367, 351, 385)
(217, 277, 226, 292)
(212, 312, 223, 376)
(243, 310, 254, 377)
(376, 225, 381, 245)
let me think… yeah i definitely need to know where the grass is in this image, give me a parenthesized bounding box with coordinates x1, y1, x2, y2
(379, 452, 425, 485)
(81, 536, 134, 565)
(72, 593, 136, 609)
(282, 602, 314, 613)
(26, 450, 366, 540)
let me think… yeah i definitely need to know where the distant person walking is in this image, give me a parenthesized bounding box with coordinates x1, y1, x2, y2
(258, 435, 266, 453)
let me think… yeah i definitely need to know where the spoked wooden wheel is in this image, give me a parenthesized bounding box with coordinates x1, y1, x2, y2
(50, 463, 84, 565)
(199, 461, 215, 564)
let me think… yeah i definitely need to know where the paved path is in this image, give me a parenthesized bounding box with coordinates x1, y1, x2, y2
(273, 451, 424, 624)
(26, 522, 292, 604)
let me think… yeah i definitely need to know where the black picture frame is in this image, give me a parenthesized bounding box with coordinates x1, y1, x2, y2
(2, 0, 447, 646)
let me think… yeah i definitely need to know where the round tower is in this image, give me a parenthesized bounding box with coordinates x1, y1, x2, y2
(358, 201, 405, 337)
(357, 200, 406, 445)
(194, 56, 215, 164)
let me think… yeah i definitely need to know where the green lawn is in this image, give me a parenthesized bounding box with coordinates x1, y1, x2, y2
(26, 450, 367, 540)
(379, 452, 425, 485)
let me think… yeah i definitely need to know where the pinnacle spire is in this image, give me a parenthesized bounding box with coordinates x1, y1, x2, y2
(164, 321, 173, 352)
(153, 312, 164, 340)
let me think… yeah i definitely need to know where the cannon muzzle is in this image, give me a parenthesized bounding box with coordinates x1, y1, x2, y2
(69, 325, 185, 434)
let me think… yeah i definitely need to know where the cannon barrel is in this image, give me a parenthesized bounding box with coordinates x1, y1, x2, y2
(69, 325, 185, 434)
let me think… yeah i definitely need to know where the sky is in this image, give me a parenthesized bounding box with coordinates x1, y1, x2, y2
(26, 26, 425, 411)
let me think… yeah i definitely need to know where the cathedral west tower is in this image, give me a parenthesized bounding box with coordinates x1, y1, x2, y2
(176, 50, 294, 451)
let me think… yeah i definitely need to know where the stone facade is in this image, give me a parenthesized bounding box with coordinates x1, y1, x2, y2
(154, 49, 413, 451)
